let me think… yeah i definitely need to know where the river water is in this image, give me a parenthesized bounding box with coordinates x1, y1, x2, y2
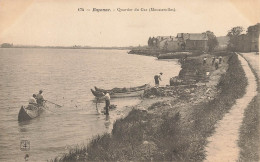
(0, 48, 181, 161)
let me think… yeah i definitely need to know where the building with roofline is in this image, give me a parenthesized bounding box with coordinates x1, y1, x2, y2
(150, 33, 209, 52)
(176, 33, 208, 51)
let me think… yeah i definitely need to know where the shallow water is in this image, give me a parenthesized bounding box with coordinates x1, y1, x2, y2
(0, 48, 181, 161)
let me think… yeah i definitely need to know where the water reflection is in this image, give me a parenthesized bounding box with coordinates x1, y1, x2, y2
(18, 121, 32, 133)
(104, 115, 111, 129)
(18, 126, 29, 133)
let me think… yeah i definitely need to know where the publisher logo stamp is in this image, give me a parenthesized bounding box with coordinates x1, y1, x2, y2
(20, 140, 30, 151)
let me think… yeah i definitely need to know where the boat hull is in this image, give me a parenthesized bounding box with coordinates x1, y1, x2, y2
(18, 105, 44, 122)
(91, 89, 144, 98)
(110, 89, 144, 98)
(94, 84, 148, 93)
(91, 89, 104, 98)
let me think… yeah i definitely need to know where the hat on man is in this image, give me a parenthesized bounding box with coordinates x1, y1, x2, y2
(160, 72, 163, 75)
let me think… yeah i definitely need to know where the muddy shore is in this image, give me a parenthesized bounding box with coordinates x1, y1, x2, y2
(53, 51, 249, 161)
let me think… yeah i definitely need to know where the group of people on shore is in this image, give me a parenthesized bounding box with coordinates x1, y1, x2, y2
(203, 56, 223, 69)
(28, 90, 45, 108)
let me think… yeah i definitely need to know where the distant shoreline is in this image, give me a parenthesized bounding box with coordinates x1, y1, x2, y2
(0, 46, 134, 50)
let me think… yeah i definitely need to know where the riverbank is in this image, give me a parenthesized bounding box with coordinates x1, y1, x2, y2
(52, 52, 248, 161)
(128, 46, 208, 59)
(128, 47, 162, 57)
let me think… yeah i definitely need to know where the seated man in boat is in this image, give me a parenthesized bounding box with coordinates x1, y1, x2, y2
(27, 94, 38, 110)
(36, 90, 45, 106)
(101, 92, 110, 115)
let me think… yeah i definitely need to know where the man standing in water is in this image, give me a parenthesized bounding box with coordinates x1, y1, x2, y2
(154, 72, 163, 87)
(102, 91, 110, 115)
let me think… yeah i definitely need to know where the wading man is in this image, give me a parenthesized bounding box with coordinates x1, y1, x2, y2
(102, 92, 110, 115)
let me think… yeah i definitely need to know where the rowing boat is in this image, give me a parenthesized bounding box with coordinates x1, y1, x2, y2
(110, 89, 144, 98)
(18, 104, 44, 122)
(91, 87, 146, 98)
(91, 89, 105, 98)
(94, 84, 149, 93)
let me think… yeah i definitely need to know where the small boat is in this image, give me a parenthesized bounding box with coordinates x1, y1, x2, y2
(18, 105, 44, 122)
(110, 89, 145, 98)
(91, 89, 105, 98)
(91, 87, 146, 98)
(94, 84, 149, 93)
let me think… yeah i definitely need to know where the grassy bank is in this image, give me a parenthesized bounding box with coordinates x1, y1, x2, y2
(238, 54, 259, 161)
(52, 53, 247, 161)
(239, 95, 259, 161)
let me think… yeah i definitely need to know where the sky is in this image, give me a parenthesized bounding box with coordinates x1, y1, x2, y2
(0, 0, 259, 47)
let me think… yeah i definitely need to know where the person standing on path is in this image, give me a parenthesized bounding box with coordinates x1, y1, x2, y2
(154, 72, 163, 87)
(219, 56, 223, 64)
(203, 57, 207, 65)
(215, 58, 219, 70)
(212, 56, 215, 65)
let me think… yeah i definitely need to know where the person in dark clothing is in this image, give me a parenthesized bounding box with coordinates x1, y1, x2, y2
(203, 57, 207, 65)
(154, 73, 163, 87)
(215, 58, 219, 70)
(102, 92, 110, 115)
(212, 56, 215, 65)
(219, 56, 223, 64)
(36, 90, 45, 106)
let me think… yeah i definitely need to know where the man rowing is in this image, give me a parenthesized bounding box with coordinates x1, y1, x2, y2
(36, 90, 45, 106)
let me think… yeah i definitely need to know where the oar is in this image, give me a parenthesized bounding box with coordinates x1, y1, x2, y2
(45, 100, 62, 107)
(40, 105, 56, 114)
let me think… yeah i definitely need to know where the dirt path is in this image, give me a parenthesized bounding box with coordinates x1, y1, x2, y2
(240, 52, 259, 160)
(204, 54, 257, 161)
